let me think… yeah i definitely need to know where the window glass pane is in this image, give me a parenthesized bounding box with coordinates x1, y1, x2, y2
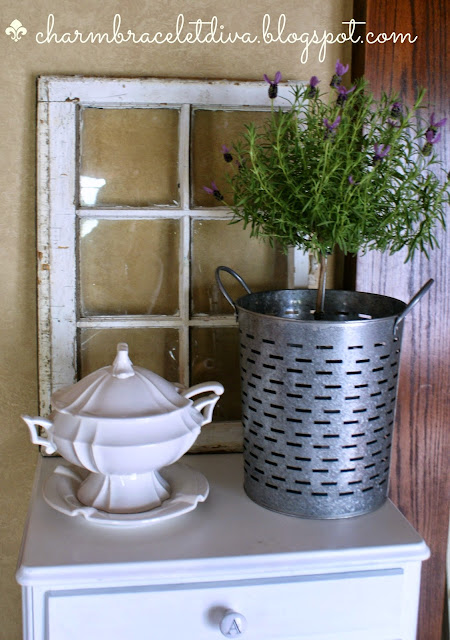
(191, 220, 288, 316)
(190, 327, 241, 421)
(79, 328, 179, 381)
(79, 108, 179, 207)
(79, 219, 179, 316)
(191, 109, 272, 207)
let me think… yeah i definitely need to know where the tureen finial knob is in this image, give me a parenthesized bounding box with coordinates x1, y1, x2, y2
(112, 343, 135, 379)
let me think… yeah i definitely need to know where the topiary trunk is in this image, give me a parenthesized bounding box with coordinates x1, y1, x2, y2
(314, 254, 328, 319)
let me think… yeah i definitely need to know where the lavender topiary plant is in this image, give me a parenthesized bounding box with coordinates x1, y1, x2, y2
(205, 62, 449, 315)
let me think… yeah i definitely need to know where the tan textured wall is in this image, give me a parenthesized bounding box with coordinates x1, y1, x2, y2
(0, 1, 351, 637)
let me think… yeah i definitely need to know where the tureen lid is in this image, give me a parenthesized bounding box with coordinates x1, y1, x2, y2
(51, 343, 191, 419)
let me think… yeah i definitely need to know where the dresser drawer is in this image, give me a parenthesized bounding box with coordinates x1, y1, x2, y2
(46, 569, 404, 640)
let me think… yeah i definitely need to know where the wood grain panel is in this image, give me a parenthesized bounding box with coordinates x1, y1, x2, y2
(352, 1, 449, 638)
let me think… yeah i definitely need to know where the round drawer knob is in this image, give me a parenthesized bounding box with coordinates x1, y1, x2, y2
(219, 610, 247, 637)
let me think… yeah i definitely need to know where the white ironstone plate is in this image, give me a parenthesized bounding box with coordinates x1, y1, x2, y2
(43, 462, 209, 527)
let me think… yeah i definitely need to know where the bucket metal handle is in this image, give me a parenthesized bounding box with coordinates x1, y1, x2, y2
(394, 278, 434, 334)
(215, 266, 252, 313)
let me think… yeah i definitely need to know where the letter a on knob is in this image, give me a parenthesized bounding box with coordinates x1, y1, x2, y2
(219, 610, 247, 637)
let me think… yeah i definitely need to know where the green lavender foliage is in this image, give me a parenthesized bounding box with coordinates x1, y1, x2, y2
(226, 79, 449, 262)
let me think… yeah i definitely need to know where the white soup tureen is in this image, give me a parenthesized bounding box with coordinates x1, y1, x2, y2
(22, 343, 224, 514)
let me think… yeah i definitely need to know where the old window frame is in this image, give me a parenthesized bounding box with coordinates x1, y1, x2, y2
(36, 75, 309, 450)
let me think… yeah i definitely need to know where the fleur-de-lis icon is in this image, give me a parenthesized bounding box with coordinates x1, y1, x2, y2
(5, 19, 27, 41)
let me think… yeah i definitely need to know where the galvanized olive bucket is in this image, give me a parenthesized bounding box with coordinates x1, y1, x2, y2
(216, 266, 433, 519)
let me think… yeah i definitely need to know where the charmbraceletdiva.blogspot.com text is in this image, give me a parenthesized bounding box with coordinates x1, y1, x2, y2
(28, 14, 418, 63)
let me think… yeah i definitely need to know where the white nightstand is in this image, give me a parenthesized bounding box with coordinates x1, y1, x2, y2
(16, 454, 429, 640)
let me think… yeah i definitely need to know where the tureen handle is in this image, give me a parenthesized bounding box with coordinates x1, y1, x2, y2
(181, 382, 225, 426)
(21, 416, 57, 454)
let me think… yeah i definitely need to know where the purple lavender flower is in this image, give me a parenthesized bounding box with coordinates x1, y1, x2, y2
(426, 130, 442, 144)
(373, 143, 390, 164)
(323, 115, 341, 135)
(336, 84, 355, 106)
(335, 60, 349, 76)
(390, 102, 402, 118)
(429, 113, 447, 130)
(426, 113, 447, 141)
(330, 59, 349, 88)
(222, 144, 233, 163)
(203, 181, 224, 201)
(306, 75, 320, 98)
(264, 71, 282, 99)
(422, 129, 442, 156)
(348, 175, 359, 185)
(387, 118, 400, 128)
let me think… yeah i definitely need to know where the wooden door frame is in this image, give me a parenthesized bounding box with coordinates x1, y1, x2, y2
(352, 2, 449, 638)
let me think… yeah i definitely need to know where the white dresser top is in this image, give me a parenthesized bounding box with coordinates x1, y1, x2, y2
(16, 454, 429, 587)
